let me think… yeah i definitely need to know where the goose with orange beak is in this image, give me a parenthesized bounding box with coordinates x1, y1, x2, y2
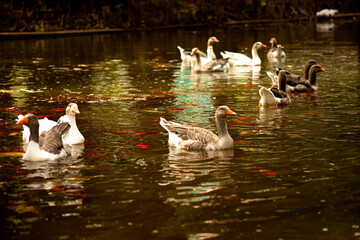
(160, 106, 236, 150)
(17, 113, 71, 161)
(57, 103, 85, 145)
(267, 60, 322, 92)
(259, 70, 291, 107)
(221, 42, 267, 66)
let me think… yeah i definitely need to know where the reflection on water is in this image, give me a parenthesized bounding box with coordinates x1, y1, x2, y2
(0, 20, 360, 239)
(162, 148, 234, 203)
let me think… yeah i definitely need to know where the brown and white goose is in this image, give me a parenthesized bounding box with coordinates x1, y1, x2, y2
(267, 38, 286, 60)
(259, 70, 291, 107)
(57, 103, 85, 145)
(160, 106, 236, 150)
(177, 36, 219, 65)
(191, 47, 230, 73)
(17, 113, 71, 161)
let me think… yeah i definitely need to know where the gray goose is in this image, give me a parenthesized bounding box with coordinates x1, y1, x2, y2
(267, 38, 286, 60)
(160, 106, 236, 150)
(191, 47, 230, 73)
(17, 113, 71, 161)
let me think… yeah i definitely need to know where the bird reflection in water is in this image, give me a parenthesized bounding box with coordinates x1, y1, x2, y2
(161, 148, 235, 204)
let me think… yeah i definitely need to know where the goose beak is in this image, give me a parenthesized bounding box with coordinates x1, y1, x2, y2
(261, 43, 267, 48)
(17, 116, 28, 125)
(73, 106, 80, 114)
(320, 67, 326, 72)
(316, 62, 322, 67)
(271, 85, 278, 89)
(214, 37, 219, 42)
(226, 108, 237, 115)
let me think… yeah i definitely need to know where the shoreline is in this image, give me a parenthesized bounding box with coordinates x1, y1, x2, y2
(1, 13, 359, 38)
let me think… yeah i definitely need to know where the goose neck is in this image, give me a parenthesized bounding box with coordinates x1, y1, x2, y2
(252, 48, 259, 60)
(308, 68, 317, 85)
(29, 122, 39, 143)
(215, 115, 229, 138)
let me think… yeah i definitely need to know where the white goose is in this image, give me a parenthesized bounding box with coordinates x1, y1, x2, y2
(221, 42, 267, 66)
(160, 106, 236, 150)
(57, 103, 85, 145)
(17, 113, 70, 161)
(177, 36, 219, 65)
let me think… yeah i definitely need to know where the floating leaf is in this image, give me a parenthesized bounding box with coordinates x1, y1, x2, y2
(50, 108, 64, 112)
(238, 116, 251, 121)
(234, 140, 246, 144)
(253, 167, 277, 176)
(9, 132, 20, 136)
(244, 84, 257, 88)
(5, 107, 17, 111)
(110, 129, 128, 134)
(10, 204, 38, 214)
(136, 143, 150, 149)
(169, 107, 181, 112)
(289, 134, 301, 139)
(87, 152, 105, 158)
(133, 131, 158, 136)
(50, 187, 65, 192)
(240, 129, 262, 134)
(52, 86, 60, 89)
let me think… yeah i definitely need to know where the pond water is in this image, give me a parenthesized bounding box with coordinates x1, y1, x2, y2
(0, 20, 359, 240)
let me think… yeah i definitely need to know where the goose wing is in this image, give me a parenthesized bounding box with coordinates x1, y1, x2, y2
(168, 125, 219, 149)
(160, 118, 219, 149)
(203, 59, 229, 72)
(40, 122, 71, 154)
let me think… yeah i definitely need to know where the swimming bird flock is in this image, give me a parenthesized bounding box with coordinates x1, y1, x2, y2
(170, 36, 325, 150)
(14, 36, 325, 160)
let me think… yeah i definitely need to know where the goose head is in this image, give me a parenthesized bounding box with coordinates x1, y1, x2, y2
(66, 103, 80, 116)
(253, 42, 267, 50)
(215, 106, 237, 118)
(269, 38, 278, 48)
(191, 47, 200, 56)
(310, 65, 326, 74)
(207, 36, 219, 47)
(17, 113, 38, 128)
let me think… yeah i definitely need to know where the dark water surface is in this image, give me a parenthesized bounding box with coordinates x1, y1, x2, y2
(1, 21, 359, 240)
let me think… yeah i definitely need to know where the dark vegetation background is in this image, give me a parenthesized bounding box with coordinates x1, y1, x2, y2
(0, 0, 359, 32)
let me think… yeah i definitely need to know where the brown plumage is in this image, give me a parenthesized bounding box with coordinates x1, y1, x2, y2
(292, 65, 325, 93)
(276, 60, 321, 87)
